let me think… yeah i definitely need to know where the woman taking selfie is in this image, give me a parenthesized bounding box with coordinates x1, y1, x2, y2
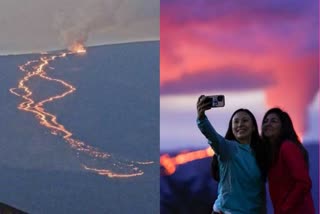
(261, 108, 315, 214)
(196, 95, 267, 214)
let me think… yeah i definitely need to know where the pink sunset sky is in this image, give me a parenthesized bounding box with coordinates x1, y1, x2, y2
(160, 0, 319, 151)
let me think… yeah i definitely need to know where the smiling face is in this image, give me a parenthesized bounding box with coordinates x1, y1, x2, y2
(262, 113, 282, 142)
(231, 111, 255, 144)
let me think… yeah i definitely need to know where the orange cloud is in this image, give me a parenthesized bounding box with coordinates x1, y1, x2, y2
(160, 0, 318, 136)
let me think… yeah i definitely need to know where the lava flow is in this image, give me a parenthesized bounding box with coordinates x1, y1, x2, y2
(160, 136, 303, 175)
(160, 147, 214, 175)
(9, 43, 153, 178)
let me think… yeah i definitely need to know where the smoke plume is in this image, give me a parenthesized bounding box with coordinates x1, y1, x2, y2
(53, 0, 158, 50)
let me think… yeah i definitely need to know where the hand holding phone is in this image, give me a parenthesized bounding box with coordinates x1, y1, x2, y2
(205, 95, 225, 108)
(197, 95, 225, 120)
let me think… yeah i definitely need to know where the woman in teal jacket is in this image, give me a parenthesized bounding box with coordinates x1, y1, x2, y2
(197, 95, 267, 214)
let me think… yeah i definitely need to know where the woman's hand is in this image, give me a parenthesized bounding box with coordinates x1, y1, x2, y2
(197, 95, 212, 120)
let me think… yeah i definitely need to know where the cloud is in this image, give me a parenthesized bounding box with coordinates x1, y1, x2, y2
(160, 0, 319, 136)
(54, 0, 159, 49)
(161, 68, 275, 95)
(161, 0, 315, 25)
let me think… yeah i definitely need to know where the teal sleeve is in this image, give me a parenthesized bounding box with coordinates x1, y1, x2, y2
(197, 116, 236, 160)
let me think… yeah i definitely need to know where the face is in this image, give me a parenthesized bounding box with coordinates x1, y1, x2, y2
(231, 111, 255, 143)
(262, 113, 282, 142)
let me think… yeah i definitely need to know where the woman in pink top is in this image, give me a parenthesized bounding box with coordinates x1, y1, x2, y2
(261, 108, 315, 214)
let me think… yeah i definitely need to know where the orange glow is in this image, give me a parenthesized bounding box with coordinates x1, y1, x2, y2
(160, 15, 318, 138)
(82, 165, 144, 178)
(69, 42, 87, 54)
(10, 47, 153, 178)
(297, 132, 303, 143)
(160, 147, 214, 175)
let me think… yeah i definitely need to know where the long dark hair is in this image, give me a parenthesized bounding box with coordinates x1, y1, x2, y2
(211, 109, 268, 182)
(262, 108, 309, 171)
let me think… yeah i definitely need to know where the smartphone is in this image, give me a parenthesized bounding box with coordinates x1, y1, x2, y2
(206, 95, 225, 108)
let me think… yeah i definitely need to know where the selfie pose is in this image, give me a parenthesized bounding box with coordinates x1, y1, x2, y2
(196, 95, 267, 214)
(262, 108, 315, 214)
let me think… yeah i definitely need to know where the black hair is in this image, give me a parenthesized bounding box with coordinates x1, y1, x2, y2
(211, 109, 268, 182)
(262, 108, 309, 171)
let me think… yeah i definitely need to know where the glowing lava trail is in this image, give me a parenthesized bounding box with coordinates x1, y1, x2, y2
(10, 44, 153, 178)
(160, 147, 214, 175)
